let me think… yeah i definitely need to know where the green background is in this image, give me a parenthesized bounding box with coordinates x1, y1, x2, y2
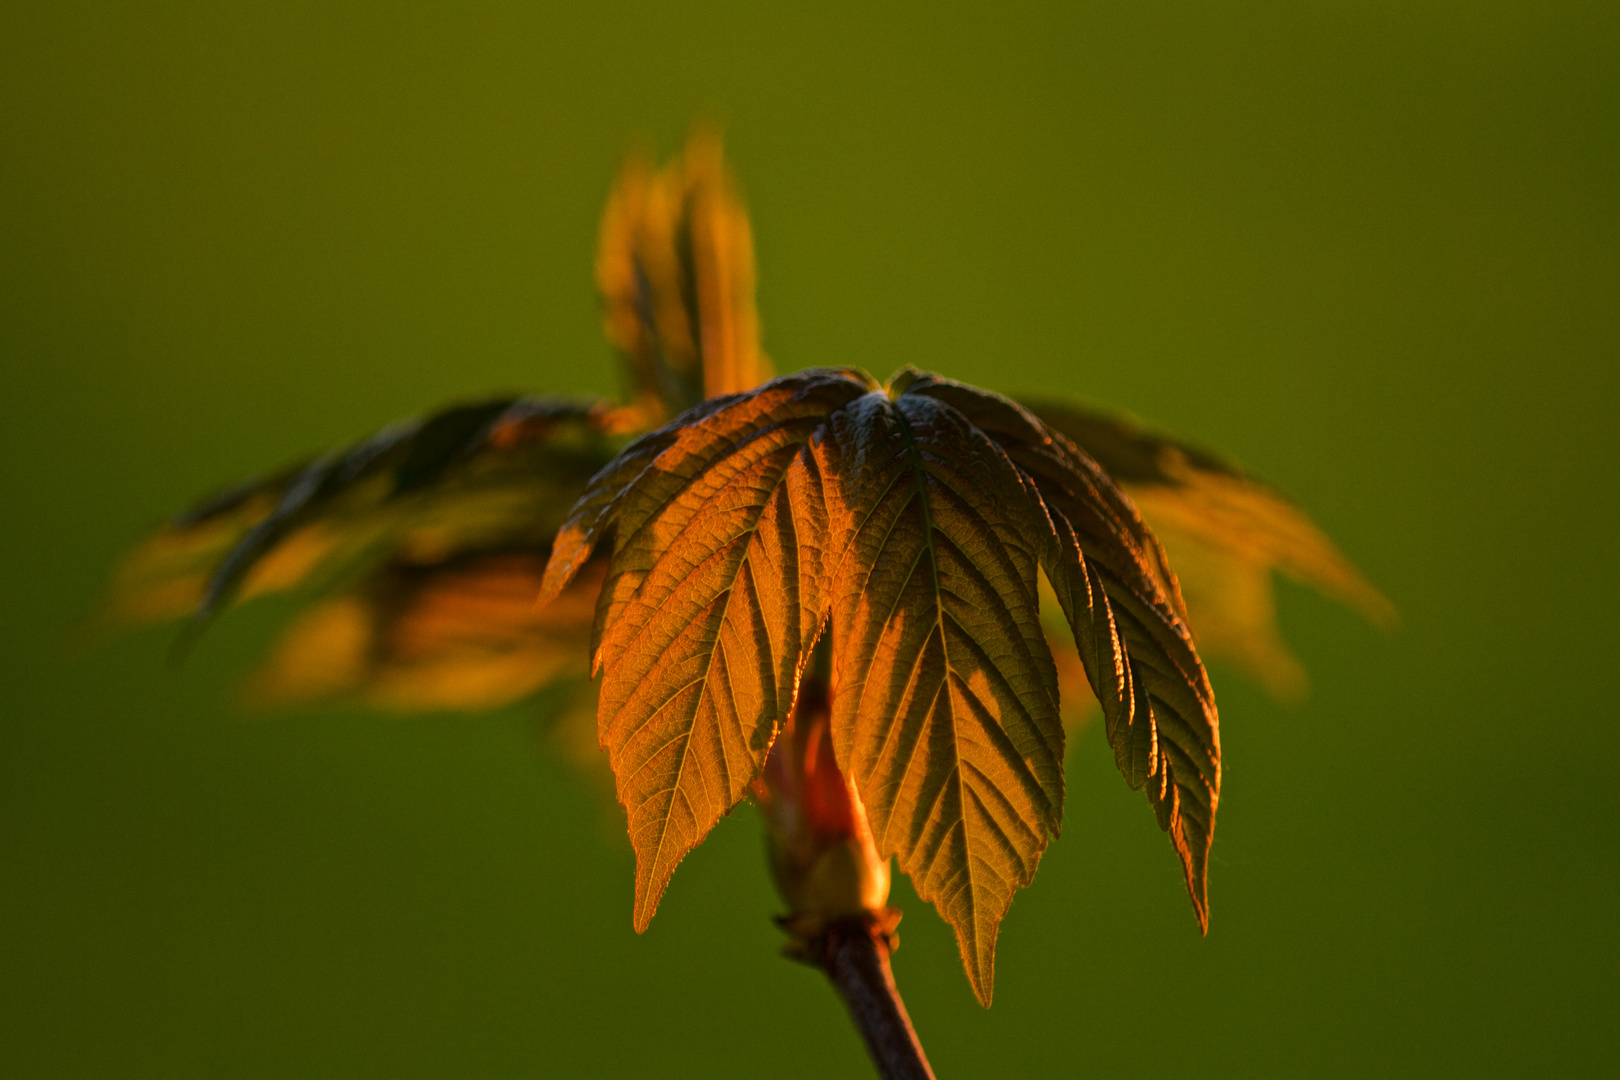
(3, 2, 1615, 1076)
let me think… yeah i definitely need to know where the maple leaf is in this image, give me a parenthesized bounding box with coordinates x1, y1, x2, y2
(538, 366, 1217, 1004)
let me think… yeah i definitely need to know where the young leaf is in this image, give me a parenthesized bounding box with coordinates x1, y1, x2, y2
(102, 134, 1379, 1074)
(106, 397, 624, 632)
(251, 550, 606, 712)
(540, 370, 877, 931)
(818, 383, 1065, 1006)
(913, 377, 1220, 932)
(541, 367, 1218, 1003)
(597, 129, 772, 425)
(1023, 400, 1395, 699)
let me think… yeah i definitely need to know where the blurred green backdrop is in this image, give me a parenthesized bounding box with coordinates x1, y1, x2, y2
(2, 2, 1615, 1076)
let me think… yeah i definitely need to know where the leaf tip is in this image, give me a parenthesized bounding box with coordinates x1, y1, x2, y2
(951, 919, 999, 1008)
(631, 875, 661, 934)
(883, 365, 926, 400)
(1181, 842, 1211, 936)
(966, 951, 996, 1009)
(631, 830, 688, 935)
(536, 524, 592, 609)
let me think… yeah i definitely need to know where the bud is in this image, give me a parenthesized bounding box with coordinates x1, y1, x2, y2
(753, 677, 894, 959)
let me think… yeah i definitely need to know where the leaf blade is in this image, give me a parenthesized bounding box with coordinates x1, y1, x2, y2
(1023, 398, 1395, 698)
(541, 370, 872, 929)
(908, 376, 1222, 930)
(596, 129, 773, 425)
(823, 388, 1064, 1005)
(108, 397, 620, 626)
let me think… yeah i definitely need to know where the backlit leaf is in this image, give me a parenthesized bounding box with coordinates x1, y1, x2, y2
(1025, 400, 1395, 700)
(101, 132, 1397, 1048)
(540, 370, 874, 931)
(107, 397, 625, 634)
(541, 367, 1219, 1002)
(903, 375, 1220, 934)
(252, 550, 605, 712)
(819, 383, 1064, 1006)
(597, 129, 772, 425)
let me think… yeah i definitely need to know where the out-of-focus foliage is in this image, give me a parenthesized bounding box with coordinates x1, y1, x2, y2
(252, 552, 605, 712)
(108, 398, 622, 628)
(597, 128, 772, 424)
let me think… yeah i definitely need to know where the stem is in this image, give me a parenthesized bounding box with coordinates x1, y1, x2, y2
(821, 918, 937, 1080)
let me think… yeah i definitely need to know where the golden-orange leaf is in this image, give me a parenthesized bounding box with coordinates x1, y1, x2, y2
(540, 370, 875, 931)
(541, 367, 1218, 1003)
(597, 129, 772, 425)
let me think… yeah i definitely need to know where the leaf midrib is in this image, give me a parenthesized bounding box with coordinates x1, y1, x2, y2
(622, 441, 808, 924)
(888, 398, 982, 957)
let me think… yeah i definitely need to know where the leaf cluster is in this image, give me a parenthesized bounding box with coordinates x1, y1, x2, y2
(537, 366, 1218, 1002)
(105, 132, 1389, 1007)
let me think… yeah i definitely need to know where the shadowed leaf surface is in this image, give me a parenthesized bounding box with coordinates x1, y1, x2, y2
(906, 377, 1220, 935)
(542, 367, 1219, 1002)
(1024, 400, 1394, 699)
(107, 397, 624, 632)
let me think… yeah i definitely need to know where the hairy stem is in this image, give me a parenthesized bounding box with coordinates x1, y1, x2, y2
(821, 918, 937, 1080)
